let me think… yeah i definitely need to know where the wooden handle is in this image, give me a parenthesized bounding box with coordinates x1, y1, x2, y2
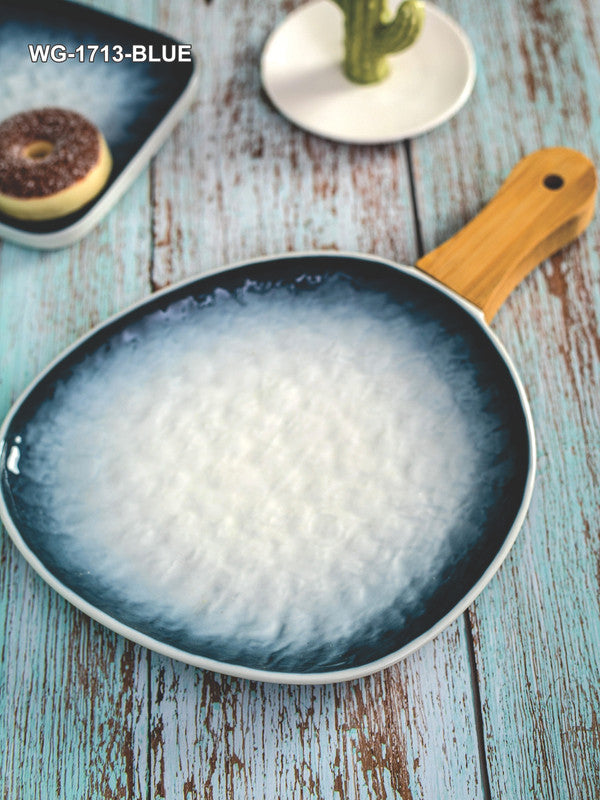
(415, 148, 597, 321)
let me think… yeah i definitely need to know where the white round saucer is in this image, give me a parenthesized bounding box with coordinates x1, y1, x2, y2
(261, 0, 476, 144)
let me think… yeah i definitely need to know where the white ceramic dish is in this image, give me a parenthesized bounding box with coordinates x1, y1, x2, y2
(261, 0, 476, 144)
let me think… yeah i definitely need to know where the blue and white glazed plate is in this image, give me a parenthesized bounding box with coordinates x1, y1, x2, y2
(0, 0, 198, 248)
(0, 253, 534, 684)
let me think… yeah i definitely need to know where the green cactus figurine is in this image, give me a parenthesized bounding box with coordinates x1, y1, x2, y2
(331, 0, 425, 84)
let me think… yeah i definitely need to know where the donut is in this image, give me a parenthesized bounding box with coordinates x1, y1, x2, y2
(0, 108, 112, 221)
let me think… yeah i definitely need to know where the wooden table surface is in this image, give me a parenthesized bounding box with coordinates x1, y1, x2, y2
(1, 0, 599, 797)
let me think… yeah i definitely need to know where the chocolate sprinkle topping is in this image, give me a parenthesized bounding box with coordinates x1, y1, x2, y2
(0, 108, 101, 198)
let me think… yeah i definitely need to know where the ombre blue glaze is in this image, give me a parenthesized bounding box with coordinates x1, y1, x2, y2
(0, 0, 195, 234)
(0, 255, 531, 676)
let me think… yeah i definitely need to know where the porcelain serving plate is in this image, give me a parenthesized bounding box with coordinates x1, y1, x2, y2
(0, 254, 533, 683)
(0, 149, 595, 684)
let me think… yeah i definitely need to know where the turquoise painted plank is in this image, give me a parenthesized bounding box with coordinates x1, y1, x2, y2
(411, 0, 600, 796)
(0, 2, 158, 797)
(0, 184, 155, 800)
(0, 190, 155, 800)
(148, 1, 486, 799)
(149, 624, 483, 800)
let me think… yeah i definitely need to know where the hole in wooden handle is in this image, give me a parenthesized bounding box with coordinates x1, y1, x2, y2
(543, 174, 564, 190)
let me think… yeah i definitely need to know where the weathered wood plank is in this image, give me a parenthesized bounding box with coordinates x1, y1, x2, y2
(0, 3, 157, 797)
(148, 1, 485, 798)
(0, 178, 155, 800)
(411, 0, 600, 796)
(0, 190, 155, 800)
(149, 623, 482, 800)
